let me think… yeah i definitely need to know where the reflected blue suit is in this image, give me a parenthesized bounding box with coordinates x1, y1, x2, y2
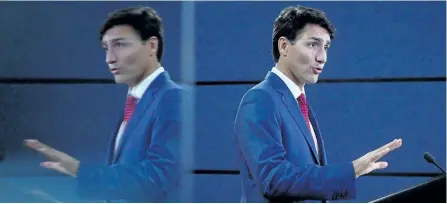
(76, 72, 182, 202)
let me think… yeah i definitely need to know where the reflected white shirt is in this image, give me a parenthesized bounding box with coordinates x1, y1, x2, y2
(114, 67, 165, 153)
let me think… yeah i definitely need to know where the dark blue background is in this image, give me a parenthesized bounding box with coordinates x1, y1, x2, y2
(0, 1, 445, 202)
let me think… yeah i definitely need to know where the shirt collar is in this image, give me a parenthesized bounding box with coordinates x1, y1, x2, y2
(271, 66, 306, 99)
(129, 67, 165, 99)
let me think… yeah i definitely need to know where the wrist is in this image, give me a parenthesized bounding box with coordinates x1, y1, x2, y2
(352, 161, 360, 178)
(69, 159, 80, 178)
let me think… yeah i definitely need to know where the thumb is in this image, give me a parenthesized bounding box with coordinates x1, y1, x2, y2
(41, 162, 76, 177)
(40, 162, 66, 173)
(40, 161, 58, 169)
(374, 161, 389, 170)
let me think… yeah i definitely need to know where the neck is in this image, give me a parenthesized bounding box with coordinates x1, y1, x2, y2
(275, 61, 305, 91)
(129, 62, 161, 88)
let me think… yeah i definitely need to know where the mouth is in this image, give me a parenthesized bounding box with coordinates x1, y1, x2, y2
(312, 67, 323, 75)
(110, 68, 120, 74)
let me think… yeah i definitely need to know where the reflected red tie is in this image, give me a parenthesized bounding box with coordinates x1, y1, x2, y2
(123, 95, 137, 122)
(297, 93, 311, 132)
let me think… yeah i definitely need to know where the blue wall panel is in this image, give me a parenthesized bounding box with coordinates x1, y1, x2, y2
(0, 1, 181, 81)
(2, 2, 444, 81)
(195, 1, 446, 81)
(307, 82, 446, 172)
(194, 85, 251, 170)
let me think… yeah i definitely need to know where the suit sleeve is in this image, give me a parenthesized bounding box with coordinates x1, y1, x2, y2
(234, 89, 356, 201)
(75, 89, 182, 202)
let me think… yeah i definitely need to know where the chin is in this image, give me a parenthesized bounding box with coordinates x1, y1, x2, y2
(305, 77, 319, 84)
(114, 76, 132, 85)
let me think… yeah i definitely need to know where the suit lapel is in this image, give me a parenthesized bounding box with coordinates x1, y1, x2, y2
(112, 72, 169, 163)
(105, 115, 124, 165)
(266, 72, 320, 165)
(308, 105, 327, 166)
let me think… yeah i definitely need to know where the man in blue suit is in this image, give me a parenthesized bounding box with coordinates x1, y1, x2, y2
(234, 6, 402, 202)
(25, 6, 182, 202)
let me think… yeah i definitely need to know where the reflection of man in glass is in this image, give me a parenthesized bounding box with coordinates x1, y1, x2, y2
(25, 6, 182, 202)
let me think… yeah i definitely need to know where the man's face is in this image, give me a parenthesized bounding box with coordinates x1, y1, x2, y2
(101, 25, 154, 86)
(283, 24, 331, 85)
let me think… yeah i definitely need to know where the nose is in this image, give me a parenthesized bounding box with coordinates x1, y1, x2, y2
(106, 50, 117, 65)
(315, 49, 327, 64)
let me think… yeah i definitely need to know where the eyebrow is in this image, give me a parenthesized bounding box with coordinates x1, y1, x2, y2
(101, 37, 126, 46)
(310, 37, 331, 46)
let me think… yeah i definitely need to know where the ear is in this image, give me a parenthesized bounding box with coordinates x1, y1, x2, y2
(278, 37, 289, 57)
(144, 36, 159, 57)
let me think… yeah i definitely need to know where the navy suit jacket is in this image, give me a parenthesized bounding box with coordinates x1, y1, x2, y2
(234, 72, 356, 202)
(76, 72, 182, 202)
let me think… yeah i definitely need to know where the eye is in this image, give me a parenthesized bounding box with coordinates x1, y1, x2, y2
(101, 43, 108, 51)
(308, 42, 320, 48)
(112, 41, 129, 48)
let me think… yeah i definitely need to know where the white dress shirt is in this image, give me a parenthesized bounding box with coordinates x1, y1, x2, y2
(271, 67, 319, 154)
(114, 67, 165, 153)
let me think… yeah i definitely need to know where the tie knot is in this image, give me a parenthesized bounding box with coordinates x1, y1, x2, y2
(125, 95, 137, 106)
(297, 93, 307, 106)
(124, 95, 137, 122)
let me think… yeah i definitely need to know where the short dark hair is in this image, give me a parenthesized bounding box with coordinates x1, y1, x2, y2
(272, 5, 335, 63)
(100, 6, 164, 62)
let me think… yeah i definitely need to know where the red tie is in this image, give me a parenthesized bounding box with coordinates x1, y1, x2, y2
(123, 95, 137, 122)
(297, 93, 311, 132)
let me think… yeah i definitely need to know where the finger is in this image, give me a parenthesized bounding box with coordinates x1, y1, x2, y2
(40, 162, 72, 177)
(373, 139, 401, 154)
(371, 147, 390, 162)
(390, 139, 403, 151)
(40, 161, 58, 169)
(24, 139, 51, 150)
(377, 139, 397, 152)
(41, 162, 65, 173)
(25, 140, 62, 161)
(383, 139, 403, 153)
(36, 147, 62, 161)
(371, 139, 403, 162)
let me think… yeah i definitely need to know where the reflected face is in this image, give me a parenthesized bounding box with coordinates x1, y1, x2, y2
(101, 25, 155, 86)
